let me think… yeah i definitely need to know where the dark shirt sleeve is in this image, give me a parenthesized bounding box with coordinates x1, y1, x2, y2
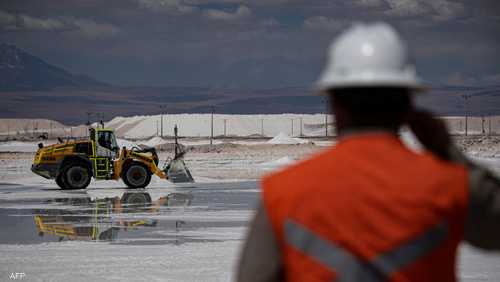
(448, 146, 500, 249)
(236, 202, 283, 282)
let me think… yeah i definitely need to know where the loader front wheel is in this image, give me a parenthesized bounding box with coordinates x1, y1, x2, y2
(62, 164, 91, 190)
(123, 163, 151, 189)
(55, 173, 67, 189)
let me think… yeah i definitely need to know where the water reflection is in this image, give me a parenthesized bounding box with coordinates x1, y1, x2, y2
(34, 191, 193, 242)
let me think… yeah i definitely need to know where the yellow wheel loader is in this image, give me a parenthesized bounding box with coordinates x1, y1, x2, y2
(31, 126, 194, 190)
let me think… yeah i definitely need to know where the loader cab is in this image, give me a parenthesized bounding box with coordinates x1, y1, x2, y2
(90, 128, 118, 159)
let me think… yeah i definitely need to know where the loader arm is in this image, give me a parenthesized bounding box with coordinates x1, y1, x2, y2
(113, 124, 194, 184)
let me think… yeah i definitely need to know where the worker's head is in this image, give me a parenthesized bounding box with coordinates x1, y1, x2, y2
(328, 87, 411, 133)
(316, 23, 424, 134)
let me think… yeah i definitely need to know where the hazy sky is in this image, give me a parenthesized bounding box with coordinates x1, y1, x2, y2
(1, 0, 499, 88)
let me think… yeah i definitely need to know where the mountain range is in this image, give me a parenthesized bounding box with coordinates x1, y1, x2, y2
(0, 43, 106, 91)
(1, 43, 499, 124)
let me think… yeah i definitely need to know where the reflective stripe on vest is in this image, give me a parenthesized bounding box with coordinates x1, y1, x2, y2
(284, 219, 448, 282)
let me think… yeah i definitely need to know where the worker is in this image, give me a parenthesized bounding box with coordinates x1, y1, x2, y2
(237, 22, 500, 282)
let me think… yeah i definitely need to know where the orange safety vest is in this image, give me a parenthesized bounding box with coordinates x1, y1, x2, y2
(262, 133, 468, 282)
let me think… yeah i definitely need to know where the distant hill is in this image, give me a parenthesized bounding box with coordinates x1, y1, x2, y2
(1, 84, 500, 125)
(0, 43, 107, 91)
(0, 43, 499, 124)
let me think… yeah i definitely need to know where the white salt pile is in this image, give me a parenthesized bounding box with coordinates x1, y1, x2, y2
(140, 136, 168, 147)
(267, 132, 308, 145)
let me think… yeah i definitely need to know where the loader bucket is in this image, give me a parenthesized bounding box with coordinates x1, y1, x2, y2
(165, 159, 194, 183)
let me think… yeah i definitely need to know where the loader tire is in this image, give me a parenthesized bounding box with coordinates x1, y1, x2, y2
(121, 192, 152, 212)
(123, 162, 151, 189)
(61, 163, 91, 190)
(55, 173, 68, 189)
(121, 192, 152, 206)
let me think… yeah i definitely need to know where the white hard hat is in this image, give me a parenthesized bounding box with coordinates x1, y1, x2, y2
(316, 22, 424, 92)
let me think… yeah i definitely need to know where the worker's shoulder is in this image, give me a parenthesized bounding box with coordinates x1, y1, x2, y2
(262, 146, 337, 187)
(400, 150, 468, 192)
(418, 151, 468, 176)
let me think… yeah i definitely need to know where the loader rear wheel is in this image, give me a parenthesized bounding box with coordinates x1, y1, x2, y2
(123, 163, 151, 189)
(62, 164, 91, 190)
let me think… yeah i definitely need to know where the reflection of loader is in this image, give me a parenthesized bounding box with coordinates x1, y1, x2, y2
(31, 125, 194, 190)
(35, 215, 119, 241)
(35, 191, 193, 241)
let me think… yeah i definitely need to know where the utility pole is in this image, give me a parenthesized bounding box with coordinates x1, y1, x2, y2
(325, 98, 328, 137)
(461, 94, 469, 136)
(159, 105, 167, 138)
(33, 121, 38, 138)
(210, 106, 214, 146)
(174, 124, 179, 158)
(223, 119, 227, 137)
(156, 120, 159, 136)
(465, 102, 468, 136)
(291, 119, 294, 136)
(482, 116, 486, 135)
(85, 112, 92, 138)
(300, 117, 303, 137)
(84, 112, 92, 137)
(49, 121, 52, 139)
(489, 114, 492, 135)
(261, 119, 264, 136)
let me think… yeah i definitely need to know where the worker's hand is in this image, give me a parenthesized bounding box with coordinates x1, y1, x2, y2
(408, 110, 452, 160)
